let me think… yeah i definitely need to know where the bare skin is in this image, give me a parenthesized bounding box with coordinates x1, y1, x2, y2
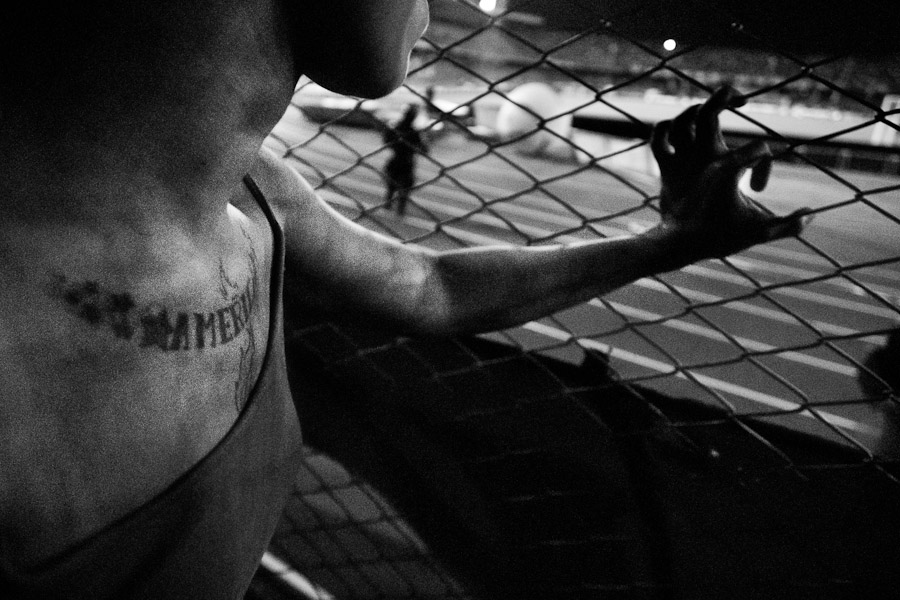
(0, 0, 805, 567)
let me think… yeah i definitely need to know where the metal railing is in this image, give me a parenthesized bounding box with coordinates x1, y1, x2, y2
(257, 1, 900, 597)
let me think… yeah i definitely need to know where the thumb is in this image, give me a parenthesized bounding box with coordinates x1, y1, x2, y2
(750, 156, 773, 192)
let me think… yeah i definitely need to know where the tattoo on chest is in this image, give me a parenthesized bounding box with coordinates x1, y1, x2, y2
(49, 234, 263, 358)
(227, 228, 260, 412)
(50, 231, 264, 413)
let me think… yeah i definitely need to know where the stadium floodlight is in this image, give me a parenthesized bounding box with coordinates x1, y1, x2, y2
(479, 0, 498, 13)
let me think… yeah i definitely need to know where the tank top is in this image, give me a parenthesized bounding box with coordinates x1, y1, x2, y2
(0, 175, 303, 599)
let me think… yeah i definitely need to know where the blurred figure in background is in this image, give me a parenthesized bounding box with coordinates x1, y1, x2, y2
(383, 103, 426, 216)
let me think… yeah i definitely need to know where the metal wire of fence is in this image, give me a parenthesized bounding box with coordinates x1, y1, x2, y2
(255, 1, 900, 598)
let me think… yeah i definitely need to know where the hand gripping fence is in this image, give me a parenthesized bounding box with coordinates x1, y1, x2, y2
(250, 1, 900, 598)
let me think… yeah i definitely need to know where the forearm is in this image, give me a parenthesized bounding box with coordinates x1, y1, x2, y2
(276, 86, 805, 340)
(423, 226, 692, 335)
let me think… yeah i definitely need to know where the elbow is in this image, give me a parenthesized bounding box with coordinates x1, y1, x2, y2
(384, 251, 506, 338)
(403, 290, 461, 339)
(400, 253, 468, 338)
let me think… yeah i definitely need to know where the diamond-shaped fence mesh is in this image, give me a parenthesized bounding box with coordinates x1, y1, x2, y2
(251, 1, 900, 598)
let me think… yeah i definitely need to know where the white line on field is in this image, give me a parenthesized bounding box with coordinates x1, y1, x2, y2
(634, 276, 887, 346)
(592, 300, 859, 376)
(521, 321, 875, 436)
(260, 552, 335, 600)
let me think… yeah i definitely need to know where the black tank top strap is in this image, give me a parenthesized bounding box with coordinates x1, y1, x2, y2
(243, 174, 283, 263)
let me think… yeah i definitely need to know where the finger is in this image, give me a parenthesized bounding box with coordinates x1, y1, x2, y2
(749, 156, 773, 192)
(763, 208, 814, 241)
(697, 86, 744, 155)
(700, 85, 744, 118)
(650, 120, 674, 164)
(669, 104, 701, 152)
(727, 139, 771, 172)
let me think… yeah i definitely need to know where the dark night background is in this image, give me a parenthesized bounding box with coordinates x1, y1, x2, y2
(431, 0, 900, 54)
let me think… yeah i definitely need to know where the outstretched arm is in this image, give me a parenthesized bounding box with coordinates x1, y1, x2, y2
(268, 87, 809, 337)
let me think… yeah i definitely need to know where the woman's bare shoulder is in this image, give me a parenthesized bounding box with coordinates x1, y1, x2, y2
(0, 205, 275, 564)
(246, 148, 322, 220)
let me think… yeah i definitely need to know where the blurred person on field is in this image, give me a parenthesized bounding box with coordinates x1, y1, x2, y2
(383, 103, 426, 216)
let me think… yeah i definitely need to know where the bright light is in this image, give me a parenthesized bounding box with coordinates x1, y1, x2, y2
(663, 38, 677, 51)
(479, 0, 497, 13)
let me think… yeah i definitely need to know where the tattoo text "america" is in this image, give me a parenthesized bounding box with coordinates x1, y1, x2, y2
(50, 272, 259, 352)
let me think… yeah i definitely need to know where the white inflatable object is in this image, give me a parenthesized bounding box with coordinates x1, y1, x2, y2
(495, 82, 574, 156)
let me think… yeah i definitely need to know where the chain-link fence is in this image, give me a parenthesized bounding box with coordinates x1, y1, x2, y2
(252, 1, 900, 598)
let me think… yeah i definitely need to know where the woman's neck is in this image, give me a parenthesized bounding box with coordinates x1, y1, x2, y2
(0, 0, 296, 230)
